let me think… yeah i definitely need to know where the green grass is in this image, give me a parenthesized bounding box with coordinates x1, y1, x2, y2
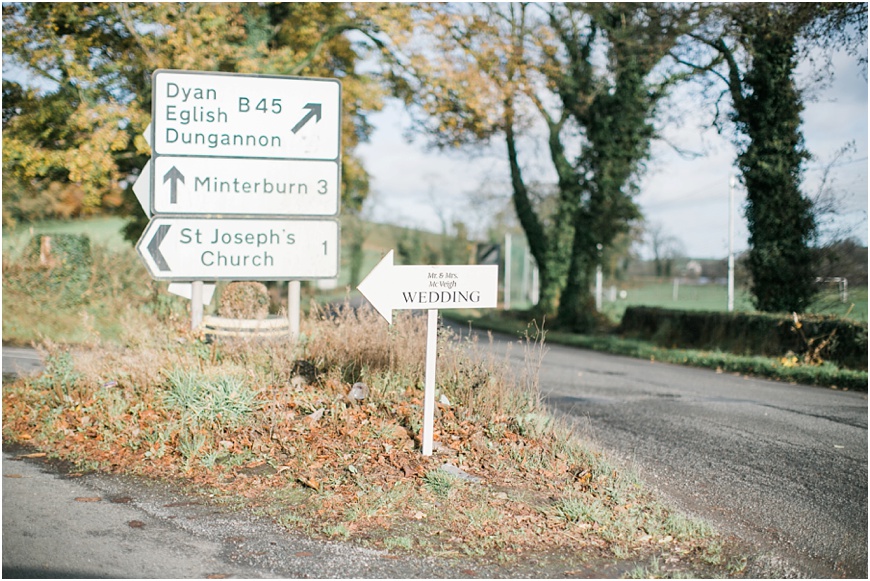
(599, 281, 755, 321)
(598, 280, 867, 323)
(2, 216, 134, 260)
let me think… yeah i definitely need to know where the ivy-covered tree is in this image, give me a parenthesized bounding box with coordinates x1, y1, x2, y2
(546, 3, 696, 329)
(694, 2, 866, 313)
(390, 3, 697, 327)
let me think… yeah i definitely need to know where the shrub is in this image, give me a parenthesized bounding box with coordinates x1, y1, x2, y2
(618, 307, 868, 371)
(218, 281, 270, 318)
(4, 234, 94, 308)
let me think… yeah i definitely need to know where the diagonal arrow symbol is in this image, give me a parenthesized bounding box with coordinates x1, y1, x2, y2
(148, 224, 172, 272)
(291, 103, 322, 134)
(163, 166, 185, 204)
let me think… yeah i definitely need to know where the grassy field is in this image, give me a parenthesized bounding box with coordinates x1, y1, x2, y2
(598, 280, 868, 323)
(2, 216, 134, 260)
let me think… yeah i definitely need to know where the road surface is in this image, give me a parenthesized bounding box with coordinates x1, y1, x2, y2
(480, 331, 867, 578)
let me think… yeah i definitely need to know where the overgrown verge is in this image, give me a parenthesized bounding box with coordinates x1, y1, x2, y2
(447, 310, 867, 391)
(619, 306, 868, 371)
(2, 234, 172, 344)
(2, 303, 738, 575)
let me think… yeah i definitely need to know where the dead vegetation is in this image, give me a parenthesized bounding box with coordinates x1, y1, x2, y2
(2, 300, 734, 574)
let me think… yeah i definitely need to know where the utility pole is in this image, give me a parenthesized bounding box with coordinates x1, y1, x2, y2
(728, 174, 735, 312)
(504, 233, 512, 310)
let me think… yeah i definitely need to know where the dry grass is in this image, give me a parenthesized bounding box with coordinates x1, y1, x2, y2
(3, 299, 731, 574)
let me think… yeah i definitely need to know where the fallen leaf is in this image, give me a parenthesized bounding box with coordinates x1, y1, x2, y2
(306, 408, 324, 424)
(75, 497, 102, 503)
(4, 474, 23, 479)
(18, 452, 46, 459)
(128, 520, 145, 528)
(299, 476, 320, 491)
(295, 551, 313, 557)
(206, 574, 229, 579)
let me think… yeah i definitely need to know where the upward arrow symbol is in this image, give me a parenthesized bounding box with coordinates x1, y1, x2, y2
(163, 166, 185, 204)
(292, 103, 322, 134)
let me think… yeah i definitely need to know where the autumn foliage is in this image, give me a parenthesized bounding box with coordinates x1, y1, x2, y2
(3, 302, 721, 565)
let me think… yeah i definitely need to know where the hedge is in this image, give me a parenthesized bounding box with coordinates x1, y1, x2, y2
(5, 234, 95, 308)
(618, 306, 868, 371)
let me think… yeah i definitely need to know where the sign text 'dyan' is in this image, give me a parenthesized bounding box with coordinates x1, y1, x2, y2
(152, 70, 341, 160)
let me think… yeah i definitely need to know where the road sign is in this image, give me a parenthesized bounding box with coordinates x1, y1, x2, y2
(133, 160, 152, 218)
(357, 250, 499, 324)
(357, 251, 499, 457)
(151, 70, 340, 160)
(151, 156, 339, 216)
(136, 217, 339, 281)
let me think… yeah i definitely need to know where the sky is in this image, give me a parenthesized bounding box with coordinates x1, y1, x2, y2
(357, 47, 869, 261)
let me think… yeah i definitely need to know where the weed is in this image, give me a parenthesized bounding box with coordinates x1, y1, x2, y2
(663, 512, 714, 540)
(323, 524, 350, 540)
(384, 536, 414, 551)
(164, 368, 259, 430)
(423, 468, 459, 498)
(553, 496, 609, 526)
(627, 555, 664, 579)
(178, 431, 208, 466)
(32, 349, 81, 406)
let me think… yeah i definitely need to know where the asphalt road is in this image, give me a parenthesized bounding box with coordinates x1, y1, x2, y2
(3, 332, 868, 578)
(3, 445, 519, 579)
(484, 334, 867, 578)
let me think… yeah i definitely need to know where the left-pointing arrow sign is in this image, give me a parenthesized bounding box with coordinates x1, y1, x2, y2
(357, 250, 499, 324)
(148, 224, 172, 271)
(136, 217, 340, 281)
(163, 166, 185, 204)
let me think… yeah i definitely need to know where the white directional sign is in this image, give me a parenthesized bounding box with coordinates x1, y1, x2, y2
(357, 250, 499, 324)
(133, 159, 152, 218)
(152, 70, 341, 160)
(136, 217, 339, 281)
(151, 156, 339, 216)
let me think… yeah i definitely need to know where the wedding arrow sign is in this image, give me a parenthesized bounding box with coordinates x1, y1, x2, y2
(357, 250, 499, 456)
(357, 250, 498, 324)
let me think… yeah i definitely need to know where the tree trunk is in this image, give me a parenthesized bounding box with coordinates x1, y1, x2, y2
(726, 12, 817, 312)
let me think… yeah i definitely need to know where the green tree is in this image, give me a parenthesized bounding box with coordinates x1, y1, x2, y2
(692, 2, 866, 313)
(386, 3, 573, 314)
(545, 3, 696, 329)
(2, 3, 153, 225)
(389, 3, 695, 327)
